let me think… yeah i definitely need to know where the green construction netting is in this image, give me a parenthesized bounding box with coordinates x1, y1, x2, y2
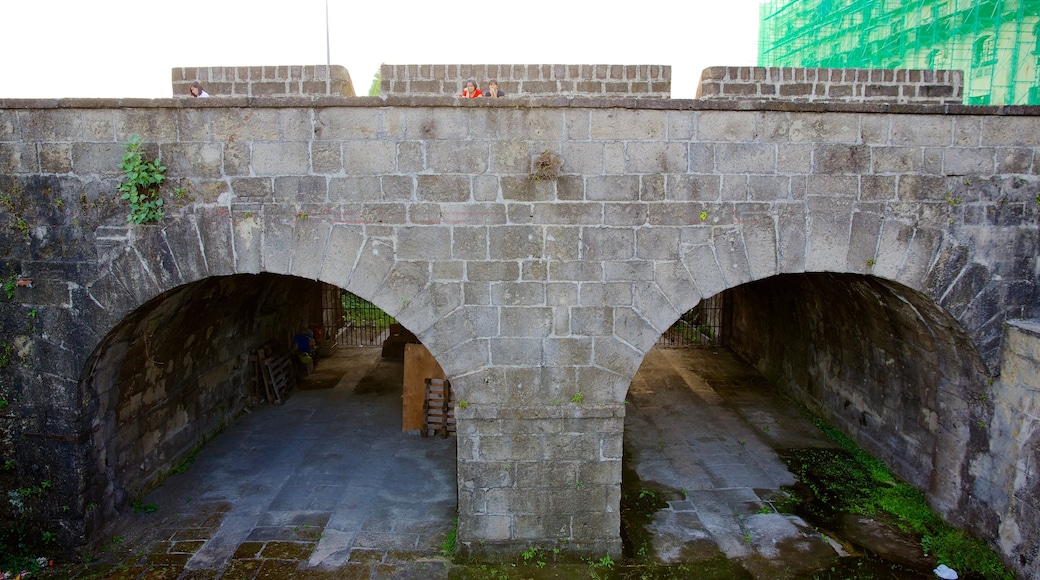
(758, 0, 1040, 105)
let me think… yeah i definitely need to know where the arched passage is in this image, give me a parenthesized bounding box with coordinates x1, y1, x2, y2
(78, 273, 458, 556)
(622, 271, 993, 569)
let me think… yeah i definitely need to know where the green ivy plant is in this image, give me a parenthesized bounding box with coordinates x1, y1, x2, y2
(118, 135, 166, 224)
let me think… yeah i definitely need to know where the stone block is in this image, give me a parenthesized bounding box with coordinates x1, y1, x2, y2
(251, 142, 309, 176)
(491, 282, 544, 306)
(586, 175, 639, 201)
(23, 109, 114, 142)
(343, 140, 397, 174)
(533, 202, 602, 225)
(569, 306, 613, 337)
(396, 226, 451, 260)
(716, 142, 777, 174)
(460, 513, 512, 541)
(590, 110, 665, 140)
(543, 337, 593, 366)
(500, 307, 553, 337)
(70, 142, 122, 177)
(428, 140, 489, 174)
(273, 176, 326, 201)
(805, 197, 855, 272)
(604, 202, 647, 226)
(549, 260, 603, 282)
(329, 176, 382, 202)
(581, 227, 634, 261)
(416, 175, 470, 202)
(666, 174, 720, 201)
(162, 142, 223, 179)
(788, 112, 858, 143)
(500, 176, 555, 202)
(813, 144, 869, 174)
(288, 219, 329, 280)
(490, 225, 544, 260)
(0, 143, 37, 173)
(944, 147, 996, 176)
(625, 142, 688, 173)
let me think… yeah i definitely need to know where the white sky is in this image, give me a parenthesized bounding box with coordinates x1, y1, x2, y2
(2, 0, 764, 100)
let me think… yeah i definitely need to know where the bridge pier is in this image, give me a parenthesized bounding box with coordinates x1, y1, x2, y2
(456, 408, 624, 558)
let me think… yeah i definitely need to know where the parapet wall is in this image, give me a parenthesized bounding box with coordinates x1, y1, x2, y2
(379, 63, 671, 98)
(171, 65, 355, 98)
(697, 66, 963, 104)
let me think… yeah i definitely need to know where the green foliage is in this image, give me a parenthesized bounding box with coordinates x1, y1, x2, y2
(118, 135, 166, 224)
(570, 392, 584, 404)
(368, 67, 382, 96)
(341, 292, 396, 327)
(0, 342, 12, 369)
(440, 517, 457, 558)
(781, 412, 1015, 579)
(130, 500, 158, 514)
(3, 275, 16, 300)
(699, 210, 708, 221)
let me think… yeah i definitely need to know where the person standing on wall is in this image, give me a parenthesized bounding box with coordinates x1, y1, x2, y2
(189, 81, 210, 98)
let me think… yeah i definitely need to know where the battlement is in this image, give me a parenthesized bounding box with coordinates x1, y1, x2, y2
(171, 65, 355, 98)
(697, 66, 963, 104)
(378, 63, 672, 98)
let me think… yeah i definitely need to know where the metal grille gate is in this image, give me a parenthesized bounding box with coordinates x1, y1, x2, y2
(339, 291, 397, 346)
(657, 293, 729, 347)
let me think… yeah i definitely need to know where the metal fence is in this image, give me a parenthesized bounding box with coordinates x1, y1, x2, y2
(657, 293, 728, 347)
(338, 292, 396, 346)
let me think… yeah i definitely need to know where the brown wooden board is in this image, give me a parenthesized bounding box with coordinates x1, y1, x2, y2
(402, 343, 446, 432)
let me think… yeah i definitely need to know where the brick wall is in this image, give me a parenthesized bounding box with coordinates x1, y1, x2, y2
(171, 65, 356, 98)
(379, 64, 671, 98)
(697, 66, 963, 104)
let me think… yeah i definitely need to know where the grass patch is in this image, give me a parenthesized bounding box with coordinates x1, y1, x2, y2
(780, 413, 1014, 580)
(441, 518, 457, 559)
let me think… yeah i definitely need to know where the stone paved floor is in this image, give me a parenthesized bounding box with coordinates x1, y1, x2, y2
(55, 347, 457, 579)
(626, 346, 847, 578)
(47, 345, 882, 579)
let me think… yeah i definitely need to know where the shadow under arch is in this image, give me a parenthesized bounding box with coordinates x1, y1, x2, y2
(77, 272, 458, 550)
(630, 272, 990, 530)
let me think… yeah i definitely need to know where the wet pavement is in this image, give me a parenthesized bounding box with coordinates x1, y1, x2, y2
(47, 345, 932, 579)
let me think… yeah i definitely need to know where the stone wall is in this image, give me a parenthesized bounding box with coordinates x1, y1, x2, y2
(697, 66, 963, 104)
(986, 320, 1040, 580)
(171, 65, 355, 98)
(379, 64, 671, 98)
(0, 92, 1038, 573)
(726, 275, 990, 522)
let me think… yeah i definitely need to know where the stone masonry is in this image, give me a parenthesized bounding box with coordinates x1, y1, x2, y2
(697, 66, 963, 104)
(171, 65, 356, 98)
(379, 64, 671, 98)
(1, 67, 1040, 576)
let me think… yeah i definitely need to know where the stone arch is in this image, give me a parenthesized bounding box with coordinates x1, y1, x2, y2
(77, 216, 468, 541)
(637, 266, 990, 529)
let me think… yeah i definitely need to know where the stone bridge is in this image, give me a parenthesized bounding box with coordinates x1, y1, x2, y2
(1, 66, 1039, 576)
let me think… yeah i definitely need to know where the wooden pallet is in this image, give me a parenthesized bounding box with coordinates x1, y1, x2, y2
(256, 347, 296, 405)
(424, 378, 453, 438)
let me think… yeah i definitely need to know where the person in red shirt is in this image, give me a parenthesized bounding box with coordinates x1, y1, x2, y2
(461, 79, 482, 98)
